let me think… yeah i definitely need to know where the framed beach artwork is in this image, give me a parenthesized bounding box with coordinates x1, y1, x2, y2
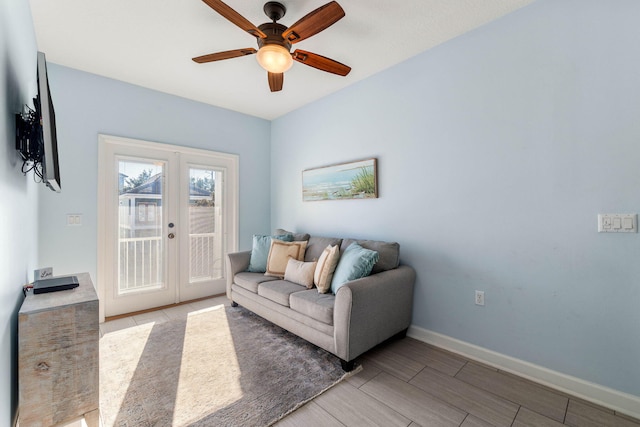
(302, 158, 378, 202)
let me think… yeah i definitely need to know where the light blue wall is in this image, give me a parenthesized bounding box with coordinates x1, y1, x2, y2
(271, 0, 640, 397)
(9, 0, 638, 413)
(38, 65, 272, 282)
(0, 0, 39, 424)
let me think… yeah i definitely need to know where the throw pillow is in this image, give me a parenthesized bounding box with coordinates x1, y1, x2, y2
(274, 228, 311, 242)
(330, 242, 379, 294)
(265, 240, 308, 278)
(314, 245, 340, 294)
(284, 258, 317, 289)
(247, 234, 293, 273)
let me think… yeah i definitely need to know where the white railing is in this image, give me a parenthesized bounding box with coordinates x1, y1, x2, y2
(118, 233, 223, 292)
(119, 236, 163, 292)
(189, 233, 223, 282)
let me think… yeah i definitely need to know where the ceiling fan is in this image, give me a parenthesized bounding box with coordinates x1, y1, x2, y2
(192, 0, 351, 92)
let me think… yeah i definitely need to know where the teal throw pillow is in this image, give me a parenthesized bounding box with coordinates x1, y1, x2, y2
(330, 242, 379, 294)
(247, 234, 293, 273)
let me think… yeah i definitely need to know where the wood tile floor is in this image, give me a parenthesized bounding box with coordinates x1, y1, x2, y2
(100, 297, 640, 427)
(275, 336, 640, 427)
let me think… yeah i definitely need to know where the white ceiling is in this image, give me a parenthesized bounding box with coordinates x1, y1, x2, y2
(28, 0, 535, 120)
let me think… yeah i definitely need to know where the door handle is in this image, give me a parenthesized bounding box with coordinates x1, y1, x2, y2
(168, 233, 175, 239)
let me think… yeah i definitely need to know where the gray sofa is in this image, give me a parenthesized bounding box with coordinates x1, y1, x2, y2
(225, 231, 416, 370)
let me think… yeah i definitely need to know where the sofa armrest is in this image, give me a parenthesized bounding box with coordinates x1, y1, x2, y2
(226, 251, 251, 300)
(333, 265, 416, 361)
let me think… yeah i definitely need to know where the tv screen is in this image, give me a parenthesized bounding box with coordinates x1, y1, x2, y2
(36, 51, 61, 192)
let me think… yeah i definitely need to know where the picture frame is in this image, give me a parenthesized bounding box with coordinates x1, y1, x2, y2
(302, 158, 378, 202)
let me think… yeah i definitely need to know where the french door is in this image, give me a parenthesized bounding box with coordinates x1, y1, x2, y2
(98, 135, 238, 319)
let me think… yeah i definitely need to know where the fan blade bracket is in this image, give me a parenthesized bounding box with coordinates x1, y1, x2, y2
(292, 49, 351, 76)
(293, 51, 307, 61)
(247, 29, 266, 38)
(284, 31, 301, 43)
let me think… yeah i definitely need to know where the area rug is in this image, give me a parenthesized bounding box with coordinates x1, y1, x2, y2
(100, 304, 359, 426)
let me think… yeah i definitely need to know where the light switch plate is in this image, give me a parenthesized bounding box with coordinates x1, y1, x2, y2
(67, 214, 82, 226)
(598, 214, 637, 233)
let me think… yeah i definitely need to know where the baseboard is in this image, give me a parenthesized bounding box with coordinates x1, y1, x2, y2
(408, 325, 640, 420)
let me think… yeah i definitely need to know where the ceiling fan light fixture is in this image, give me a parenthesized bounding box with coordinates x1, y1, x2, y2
(256, 44, 293, 73)
(194, 0, 350, 91)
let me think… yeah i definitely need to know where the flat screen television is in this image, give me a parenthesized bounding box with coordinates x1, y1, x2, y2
(36, 51, 61, 192)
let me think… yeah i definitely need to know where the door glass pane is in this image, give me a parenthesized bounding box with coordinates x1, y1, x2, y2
(189, 168, 223, 282)
(118, 160, 164, 293)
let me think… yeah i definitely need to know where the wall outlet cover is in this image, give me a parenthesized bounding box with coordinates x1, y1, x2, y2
(475, 290, 485, 306)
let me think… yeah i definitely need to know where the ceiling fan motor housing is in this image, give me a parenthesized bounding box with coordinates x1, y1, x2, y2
(257, 22, 291, 52)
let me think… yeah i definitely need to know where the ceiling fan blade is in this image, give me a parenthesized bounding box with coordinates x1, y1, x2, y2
(201, 0, 267, 38)
(192, 48, 257, 63)
(268, 72, 283, 92)
(292, 50, 351, 76)
(282, 1, 345, 44)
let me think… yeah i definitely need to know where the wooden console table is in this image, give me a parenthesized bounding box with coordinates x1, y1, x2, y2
(19, 272, 100, 427)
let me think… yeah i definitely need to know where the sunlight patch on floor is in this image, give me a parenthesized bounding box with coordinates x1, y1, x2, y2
(187, 302, 226, 315)
(59, 417, 88, 427)
(173, 307, 242, 425)
(100, 323, 154, 419)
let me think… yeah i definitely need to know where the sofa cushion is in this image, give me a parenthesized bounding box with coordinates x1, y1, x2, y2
(340, 239, 400, 274)
(274, 228, 311, 242)
(265, 240, 308, 278)
(290, 290, 335, 326)
(232, 284, 335, 337)
(331, 242, 380, 294)
(314, 245, 340, 294)
(258, 280, 307, 307)
(284, 258, 317, 289)
(247, 234, 293, 273)
(234, 272, 280, 294)
(305, 236, 343, 262)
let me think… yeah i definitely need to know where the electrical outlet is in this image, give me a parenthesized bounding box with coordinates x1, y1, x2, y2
(475, 290, 485, 306)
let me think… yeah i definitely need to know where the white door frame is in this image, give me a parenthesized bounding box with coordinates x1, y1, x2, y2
(97, 134, 238, 322)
